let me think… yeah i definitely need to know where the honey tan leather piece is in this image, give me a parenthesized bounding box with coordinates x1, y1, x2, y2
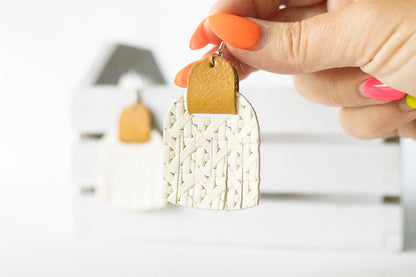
(119, 102, 151, 143)
(187, 57, 238, 114)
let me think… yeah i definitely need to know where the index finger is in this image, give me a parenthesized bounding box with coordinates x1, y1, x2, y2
(192, 0, 326, 50)
(209, 0, 325, 18)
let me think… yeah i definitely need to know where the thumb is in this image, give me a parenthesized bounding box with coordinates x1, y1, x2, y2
(207, 4, 391, 75)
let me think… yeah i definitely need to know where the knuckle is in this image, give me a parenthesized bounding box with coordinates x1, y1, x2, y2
(281, 21, 306, 72)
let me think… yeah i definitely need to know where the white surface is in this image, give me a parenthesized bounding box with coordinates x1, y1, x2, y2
(72, 87, 137, 133)
(2, 240, 416, 277)
(0, 0, 416, 276)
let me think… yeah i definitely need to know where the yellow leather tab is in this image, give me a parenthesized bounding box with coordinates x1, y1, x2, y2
(119, 102, 151, 143)
(187, 57, 238, 114)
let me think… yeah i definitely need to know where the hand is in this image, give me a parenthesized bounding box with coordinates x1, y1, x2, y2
(175, 0, 416, 140)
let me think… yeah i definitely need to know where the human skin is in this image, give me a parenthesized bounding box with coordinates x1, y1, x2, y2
(177, 0, 416, 140)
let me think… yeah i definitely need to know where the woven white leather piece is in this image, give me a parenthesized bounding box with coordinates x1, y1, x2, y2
(163, 92, 260, 211)
(96, 130, 166, 211)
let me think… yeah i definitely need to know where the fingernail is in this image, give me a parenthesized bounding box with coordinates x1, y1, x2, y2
(362, 78, 406, 101)
(174, 61, 198, 88)
(208, 13, 261, 49)
(406, 94, 416, 109)
(189, 19, 209, 50)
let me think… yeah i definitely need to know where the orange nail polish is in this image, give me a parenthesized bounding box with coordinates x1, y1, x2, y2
(174, 61, 198, 88)
(208, 13, 261, 49)
(189, 19, 209, 50)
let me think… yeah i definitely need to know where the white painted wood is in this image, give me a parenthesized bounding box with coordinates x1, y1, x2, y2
(140, 86, 346, 135)
(73, 137, 401, 196)
(244, 87, 344, 134)
(72, 86, 346, 134)
(261, 139, 401, 196)
(75, 194, 403, 251)
(72, 138, 99, 186)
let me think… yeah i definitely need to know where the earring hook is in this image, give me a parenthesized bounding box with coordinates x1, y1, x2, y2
(210, 41, 225, 67)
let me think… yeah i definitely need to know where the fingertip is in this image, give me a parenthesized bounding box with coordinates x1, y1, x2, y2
(189, 18, 209, 50)
(208, 13, 261, 49)
(174, 61, 198, 88)
(362, 78, 406, 101)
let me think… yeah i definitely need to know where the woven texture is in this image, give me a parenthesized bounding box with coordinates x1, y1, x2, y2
(163, 92, 260, 210)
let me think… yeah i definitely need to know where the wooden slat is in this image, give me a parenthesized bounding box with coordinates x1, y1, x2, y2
(75, 194, 403, 252)
(72, 138, 99, 186)
(72, 86, 345, 135)
(142, 86, 344, 134)
(260, 139, 401, 196)
(73, 137, 401, 196)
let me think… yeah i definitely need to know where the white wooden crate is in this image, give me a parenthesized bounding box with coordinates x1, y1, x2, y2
(72, 137, 100, 186)
(73, 86, 344, 135)
(75, 194, 403, 251)
(261, 139, 401, 196)
(71, 45, 403, 252)
(72, 86, 401, 197)
(73, 137, 401, 196)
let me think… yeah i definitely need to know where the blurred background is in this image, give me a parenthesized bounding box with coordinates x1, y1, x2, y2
(0, 0, 416, 276)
